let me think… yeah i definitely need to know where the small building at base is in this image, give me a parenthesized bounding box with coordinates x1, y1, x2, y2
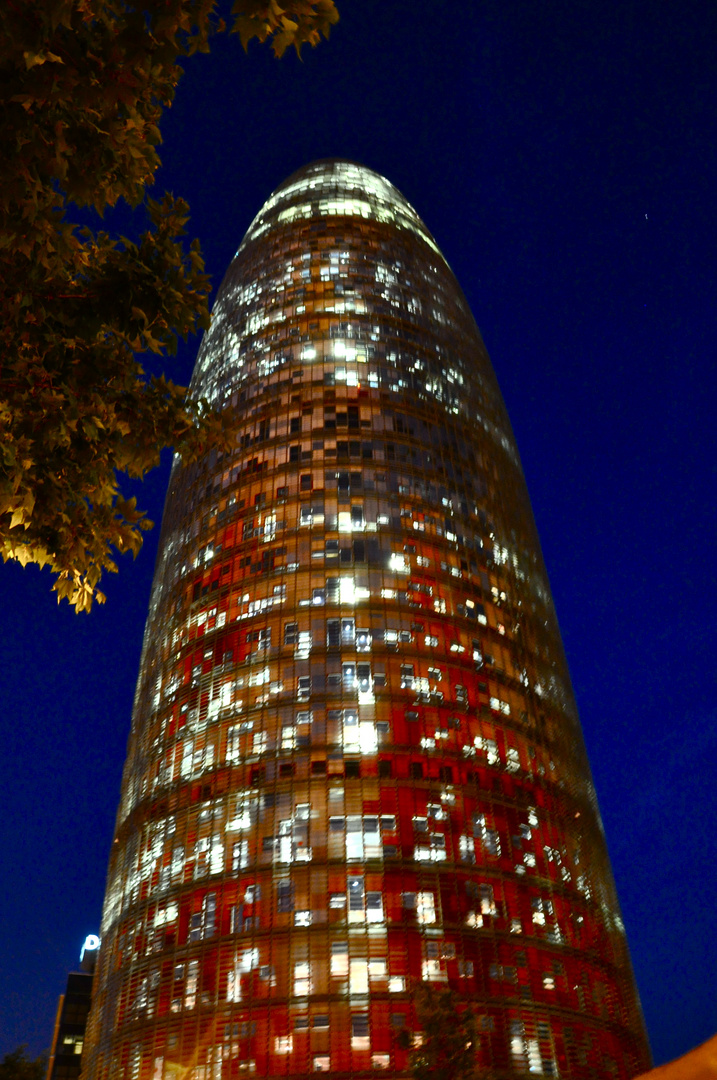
(46, 935, 100, 1080)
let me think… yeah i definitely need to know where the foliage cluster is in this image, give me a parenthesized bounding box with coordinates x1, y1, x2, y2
(0, 0, 337, 610)
(0, 1048, 46, 1080)
(399, 985, 483, 1080)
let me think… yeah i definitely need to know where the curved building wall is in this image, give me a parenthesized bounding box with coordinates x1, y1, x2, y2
(83, 160, 650, 1080)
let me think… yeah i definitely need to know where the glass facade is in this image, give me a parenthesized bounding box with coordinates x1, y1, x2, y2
(83, 160, 650, 1080)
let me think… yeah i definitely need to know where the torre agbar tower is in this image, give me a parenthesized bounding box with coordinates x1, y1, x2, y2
(84, 161, 650, 1080)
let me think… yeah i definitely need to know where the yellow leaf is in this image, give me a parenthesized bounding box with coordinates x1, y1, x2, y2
(24, 51, 46, 69)
(23, 49, 64, 69)
(15, 546, 32, 567)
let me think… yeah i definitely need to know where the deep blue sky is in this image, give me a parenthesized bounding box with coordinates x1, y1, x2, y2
(2, 0, 716, 1066)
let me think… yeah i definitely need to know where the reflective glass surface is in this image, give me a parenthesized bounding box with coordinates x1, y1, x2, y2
(83, 161, 650, 1080)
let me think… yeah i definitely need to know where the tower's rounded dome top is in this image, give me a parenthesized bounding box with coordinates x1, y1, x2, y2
(240, 158, 444, 260)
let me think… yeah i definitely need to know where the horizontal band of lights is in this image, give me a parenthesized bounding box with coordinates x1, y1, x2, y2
(240, 161, 444, 259)
(83, 161, 650, 1080)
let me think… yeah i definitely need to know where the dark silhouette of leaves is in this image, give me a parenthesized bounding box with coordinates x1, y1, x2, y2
(0, 0, 338, 610)
(400, 985, 483, 1080)
(0, 1048, 47, 1080)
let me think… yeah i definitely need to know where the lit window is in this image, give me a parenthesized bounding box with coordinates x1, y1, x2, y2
(479, 884, 496, 915)
(459, 836, 475, 863)
(366, 890, 384, 922)
(297, 676, 311, 701)
(351, 1014, 370, 1050)
(350, 959, 368, 994)
(416, 891, 436, 925)
(348, 875, 365, 921)
(331, 942, 349, 977)
(189, 893, 216, 941)
(294, 961, 312, 996)
(295, 630, 312, 658)
(532, 897, 553, 925)
(422, 941, 447, 982)
(277, 881, 293, 912)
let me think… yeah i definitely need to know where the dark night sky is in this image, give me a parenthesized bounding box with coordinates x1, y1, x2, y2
(2, 0, 716, 1066)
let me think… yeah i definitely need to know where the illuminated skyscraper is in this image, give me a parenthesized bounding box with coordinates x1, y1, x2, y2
(83, 161, 650, 1080)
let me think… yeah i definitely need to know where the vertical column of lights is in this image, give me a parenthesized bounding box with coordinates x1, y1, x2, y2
(83, 162, 650, 1080)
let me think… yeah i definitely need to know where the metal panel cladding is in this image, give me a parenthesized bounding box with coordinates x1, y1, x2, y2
(83, 160, 651, 1080)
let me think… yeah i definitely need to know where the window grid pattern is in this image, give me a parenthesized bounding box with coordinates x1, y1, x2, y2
(83, 161, 650, 1080)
